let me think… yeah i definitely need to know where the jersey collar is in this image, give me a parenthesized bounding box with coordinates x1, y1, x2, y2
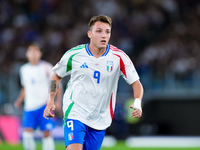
(85, 43, 110, 57)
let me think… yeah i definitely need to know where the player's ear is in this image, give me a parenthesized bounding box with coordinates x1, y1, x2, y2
(87, 30, 92, 38)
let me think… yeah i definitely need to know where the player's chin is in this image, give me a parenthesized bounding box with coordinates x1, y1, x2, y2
(99, 42, 107, 47)
(98, 45, 107, 50)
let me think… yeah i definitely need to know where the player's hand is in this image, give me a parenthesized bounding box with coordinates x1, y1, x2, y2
(43, 102, 56, 119)
(130, 104, 142, 118)
(14, 99, 21, 109)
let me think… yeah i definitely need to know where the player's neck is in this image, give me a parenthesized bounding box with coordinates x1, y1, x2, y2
(29, 60, 40, 66)
(89, 44, 106, 58)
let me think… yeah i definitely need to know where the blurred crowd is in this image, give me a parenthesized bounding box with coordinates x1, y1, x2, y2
(137, 0, 200, 90)
(0, 0, 200, 107)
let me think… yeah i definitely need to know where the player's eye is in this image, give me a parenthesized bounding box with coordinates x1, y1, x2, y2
(97, 30, 101, 33)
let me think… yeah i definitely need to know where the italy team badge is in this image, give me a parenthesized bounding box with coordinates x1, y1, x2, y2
(106, 61, 113, 72)
(68, 132, 73, 141)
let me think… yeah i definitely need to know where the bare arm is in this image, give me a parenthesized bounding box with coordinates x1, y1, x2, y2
(54, 83, 63, 111)
(131, 80, 143, 100)
(14, 87, 25, 108)
(130, 80, 144, 118)
(43, 72, 62, 119)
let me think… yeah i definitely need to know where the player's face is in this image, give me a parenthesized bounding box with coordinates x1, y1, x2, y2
(88, 21, 111, 50)
(26, 45, 42, 65)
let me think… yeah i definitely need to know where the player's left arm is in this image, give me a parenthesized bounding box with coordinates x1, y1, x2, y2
(130, 80, 144, 118)
(116, 49, 144, 118)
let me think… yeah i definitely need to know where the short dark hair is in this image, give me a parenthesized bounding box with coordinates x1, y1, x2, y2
(88, 15, 112, 30)
(27, 42, 43, 53)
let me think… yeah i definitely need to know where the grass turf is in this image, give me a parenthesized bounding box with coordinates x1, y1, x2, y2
(0, 140, 200, 150)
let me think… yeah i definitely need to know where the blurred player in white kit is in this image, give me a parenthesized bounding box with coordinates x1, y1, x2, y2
(15, 42, 62, 150)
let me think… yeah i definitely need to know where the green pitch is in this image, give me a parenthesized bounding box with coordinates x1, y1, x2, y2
(0, 141, 199, 150)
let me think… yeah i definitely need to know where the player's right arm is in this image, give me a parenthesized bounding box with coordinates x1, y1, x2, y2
(14, 87, 25, 108)
(43, 73, 62, 119)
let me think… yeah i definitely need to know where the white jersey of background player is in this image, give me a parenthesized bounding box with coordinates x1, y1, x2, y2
(15, 43, 62, 150)
(20, 60, 53, 110)
(44, 15, 144, 150)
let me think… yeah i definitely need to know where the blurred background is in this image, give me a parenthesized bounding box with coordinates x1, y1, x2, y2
(0, 0, 200, 147)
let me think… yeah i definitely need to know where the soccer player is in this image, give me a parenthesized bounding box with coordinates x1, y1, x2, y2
(43, 15, 144, 150)
(14, 42, 62, 150)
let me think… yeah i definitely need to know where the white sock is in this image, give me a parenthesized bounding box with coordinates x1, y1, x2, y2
(22, 131, 36, 150)
(42, 136, 55, 150)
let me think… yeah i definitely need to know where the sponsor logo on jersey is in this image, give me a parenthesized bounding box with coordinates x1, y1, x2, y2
(68, 132, 73, 141)
(80, 62, 88, 68)
(106, 61, 113, 72)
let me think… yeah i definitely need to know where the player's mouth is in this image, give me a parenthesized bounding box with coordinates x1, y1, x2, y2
(100, 40, 107, 44)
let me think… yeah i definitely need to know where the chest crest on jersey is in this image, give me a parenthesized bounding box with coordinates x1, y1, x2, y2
(106, 61, 113, 72)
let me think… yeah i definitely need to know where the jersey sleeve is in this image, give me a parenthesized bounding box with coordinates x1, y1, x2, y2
(52, 52, 72, 78)
(120, 53, 140, 85)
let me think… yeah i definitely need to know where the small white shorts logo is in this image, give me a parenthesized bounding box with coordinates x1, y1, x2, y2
(68, 132, 73, 141)
(46, 123, 53, 130)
